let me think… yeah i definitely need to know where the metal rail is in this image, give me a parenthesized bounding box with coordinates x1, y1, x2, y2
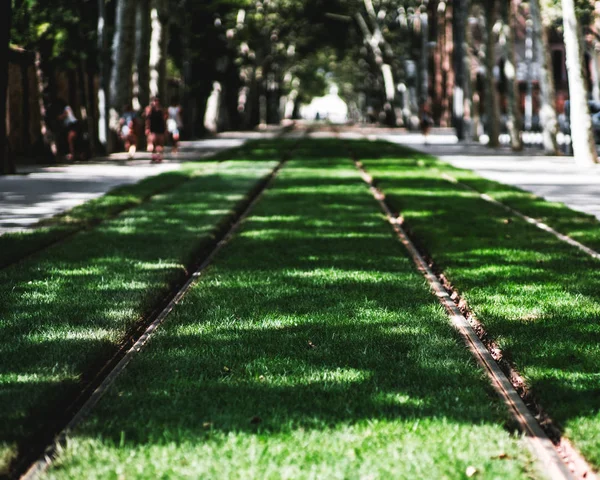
(18, 128, 305, 480)
(354, 160, 579, 480)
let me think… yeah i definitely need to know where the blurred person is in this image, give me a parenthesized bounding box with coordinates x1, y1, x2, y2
(56, 101, 79, 161)
(167, 98, 183, 154)
(420, 105, 433, 144)
(145, 96, 167, 163)
(119, 103, 138, 158)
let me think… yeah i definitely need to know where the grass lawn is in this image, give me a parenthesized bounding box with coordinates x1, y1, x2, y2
(45, 143, 537, 479)
(0, 166, 197, 270)
(438, 163, 600, 254)
(0, 151, 279, 475)
(0, 144, 264, 270)
(358, 141, 600, 469)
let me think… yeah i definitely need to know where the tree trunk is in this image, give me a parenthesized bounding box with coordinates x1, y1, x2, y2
(1, 1, 13, 174)
(419, 11, 429, 111)
(34, 52, 57, 159)
(150, 0, 169, 102)
(590, 44, 600, 103)
(530, 0, 559, 154)
(97, 0, 110, 151)
(86, 58, 98, 152)
(159, 6, 169, 103)
(355, 9, 396, 126)
(562, 0, 597, 164)
(224, 66, 241, 130)
(77, 58, 95, 156)
(204, 82, 222, 133)
(501, 0, 522, 150)
(135, 0, 151, 110)
(20, 62, 31, 155)
(453, 0, 467, 140)
(484, 0, 500, 147)
(110, 0, 137, 122)
(181, 3, 193, 138)
(463, 0, 474, 141)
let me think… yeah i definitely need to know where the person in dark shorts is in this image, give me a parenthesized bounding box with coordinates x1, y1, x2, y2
(56, 102, 79, 161)
(420, 106, 433, 144)
(145, 96, 167, 163)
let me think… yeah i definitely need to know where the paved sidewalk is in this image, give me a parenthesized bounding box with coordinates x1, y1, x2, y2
(0, 138, 246, 235)
(3, 128, 600, 235)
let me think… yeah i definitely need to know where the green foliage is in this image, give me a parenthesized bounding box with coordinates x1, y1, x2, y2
(11, 0, 98, 67)
(538, 0, 596, 28)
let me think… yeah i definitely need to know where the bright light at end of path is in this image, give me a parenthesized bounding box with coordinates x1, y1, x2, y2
(300, 85, 348, 124)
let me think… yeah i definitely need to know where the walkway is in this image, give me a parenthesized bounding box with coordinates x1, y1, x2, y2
(417, 141, 600, 222)
(3, 128, 600, 234)
(0, 138, 246, 234)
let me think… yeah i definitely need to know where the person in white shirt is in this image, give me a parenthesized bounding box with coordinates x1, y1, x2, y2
(167, 98, 183, 154)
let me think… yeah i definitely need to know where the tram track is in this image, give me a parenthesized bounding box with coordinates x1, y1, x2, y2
(351, 153, 597, 480)
(14, 128, 307, 480)
(308, 125, 596, 478)
(11, 129, 598, 479)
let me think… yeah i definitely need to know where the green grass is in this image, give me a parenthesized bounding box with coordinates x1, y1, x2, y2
(358, 142, 600, 469)
(436, 162, 600, 254)
(0, 154, 279, 475)
(0, 143, 263, 270)
(364, 140, 600, 255)
(0, 168, 196, 270)
(45, 146, 536, 479)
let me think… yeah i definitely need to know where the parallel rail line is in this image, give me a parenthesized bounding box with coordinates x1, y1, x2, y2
(13, 129, 598, 480)
(353, 156, 595, 480)
(16, 129, 305, 480)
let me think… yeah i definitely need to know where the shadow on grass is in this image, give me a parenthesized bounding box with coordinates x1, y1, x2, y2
(84, 314, 502, 445)
(0, 158, 280, 475)
(453, 175, 600, 253)
(62, 152, 517, 457)
(359, 157, 600, 458)
(0, 141, 286, 271)
(1, 138, 556, 477)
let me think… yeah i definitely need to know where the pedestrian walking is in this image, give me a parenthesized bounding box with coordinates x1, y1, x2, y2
(167, 98, 183, 154)
(145, 96, 167, 163)
(119, 103, 139, 158)
(56, 100, 80, 161)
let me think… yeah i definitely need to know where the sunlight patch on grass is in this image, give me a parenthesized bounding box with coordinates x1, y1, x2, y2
(25, 327, 113, 344)
(0, 155, 280, 473)
(361, 148, 600, 469)
(44, 143, 536, 479)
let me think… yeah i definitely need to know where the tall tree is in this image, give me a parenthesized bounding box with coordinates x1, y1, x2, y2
(110, 0, 137, 126)
(355, 0, 397, 126)
(135, 0, 151, 110)
(530, 0, 559, 154)
(97, 0, 109, 150)
(150, 0, 169, 101)
(500, 0, 523, 151)
(453, 0, 468, 140)
(1, 0, 13, 174)
(562, 0, 597, 164)
(484, 0, 500, 147)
